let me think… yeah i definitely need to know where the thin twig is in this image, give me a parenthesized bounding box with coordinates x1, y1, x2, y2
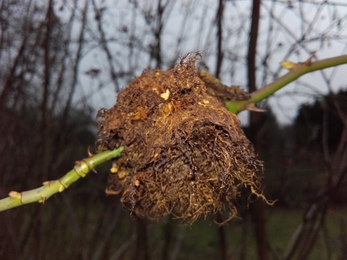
(225, 55, 347, 114)
(0, 147, 124, 212)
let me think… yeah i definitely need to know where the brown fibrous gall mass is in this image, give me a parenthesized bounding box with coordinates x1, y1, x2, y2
(96, 53, 266, 224)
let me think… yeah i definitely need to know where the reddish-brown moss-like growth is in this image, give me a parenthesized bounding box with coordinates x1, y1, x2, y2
(97, 54, 264, 224)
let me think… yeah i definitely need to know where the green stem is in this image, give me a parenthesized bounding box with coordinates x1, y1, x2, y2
(0, 147, 124, 212)
(225, 55, 347, 114)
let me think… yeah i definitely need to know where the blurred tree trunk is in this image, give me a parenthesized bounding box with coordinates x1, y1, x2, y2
(135, 218, 150, 260)
(161, 218, 173, 260)
(216, 213, 227, 260)
(247, 1, 268, 260)
(215, 1, 227, 259)
(215, 0, 224, 79)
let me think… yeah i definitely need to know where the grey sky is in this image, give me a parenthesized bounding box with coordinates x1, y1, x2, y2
(54, 0, 347, 125)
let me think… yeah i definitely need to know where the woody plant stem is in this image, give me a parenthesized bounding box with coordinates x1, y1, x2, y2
(225, 54, 347, 114)
(0, 147, 124, 212)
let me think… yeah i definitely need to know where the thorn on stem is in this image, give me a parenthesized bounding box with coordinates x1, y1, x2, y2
(42, 181, 52, 186)
(245, 103, 266, 112)
(39, 197, 47, 204)
(8, 191, 22, 199)
(303, 52, 316, 66)
(87, 147, 94, 157)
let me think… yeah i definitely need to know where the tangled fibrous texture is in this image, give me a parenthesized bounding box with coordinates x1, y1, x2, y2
(97, 54, 265, 224)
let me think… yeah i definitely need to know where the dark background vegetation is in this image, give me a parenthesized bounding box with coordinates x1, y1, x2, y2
(1, 0, 347, 259)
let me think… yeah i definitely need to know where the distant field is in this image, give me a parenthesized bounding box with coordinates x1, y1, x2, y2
(167, 205, 347, 260)
(10, 197, 347, 259)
